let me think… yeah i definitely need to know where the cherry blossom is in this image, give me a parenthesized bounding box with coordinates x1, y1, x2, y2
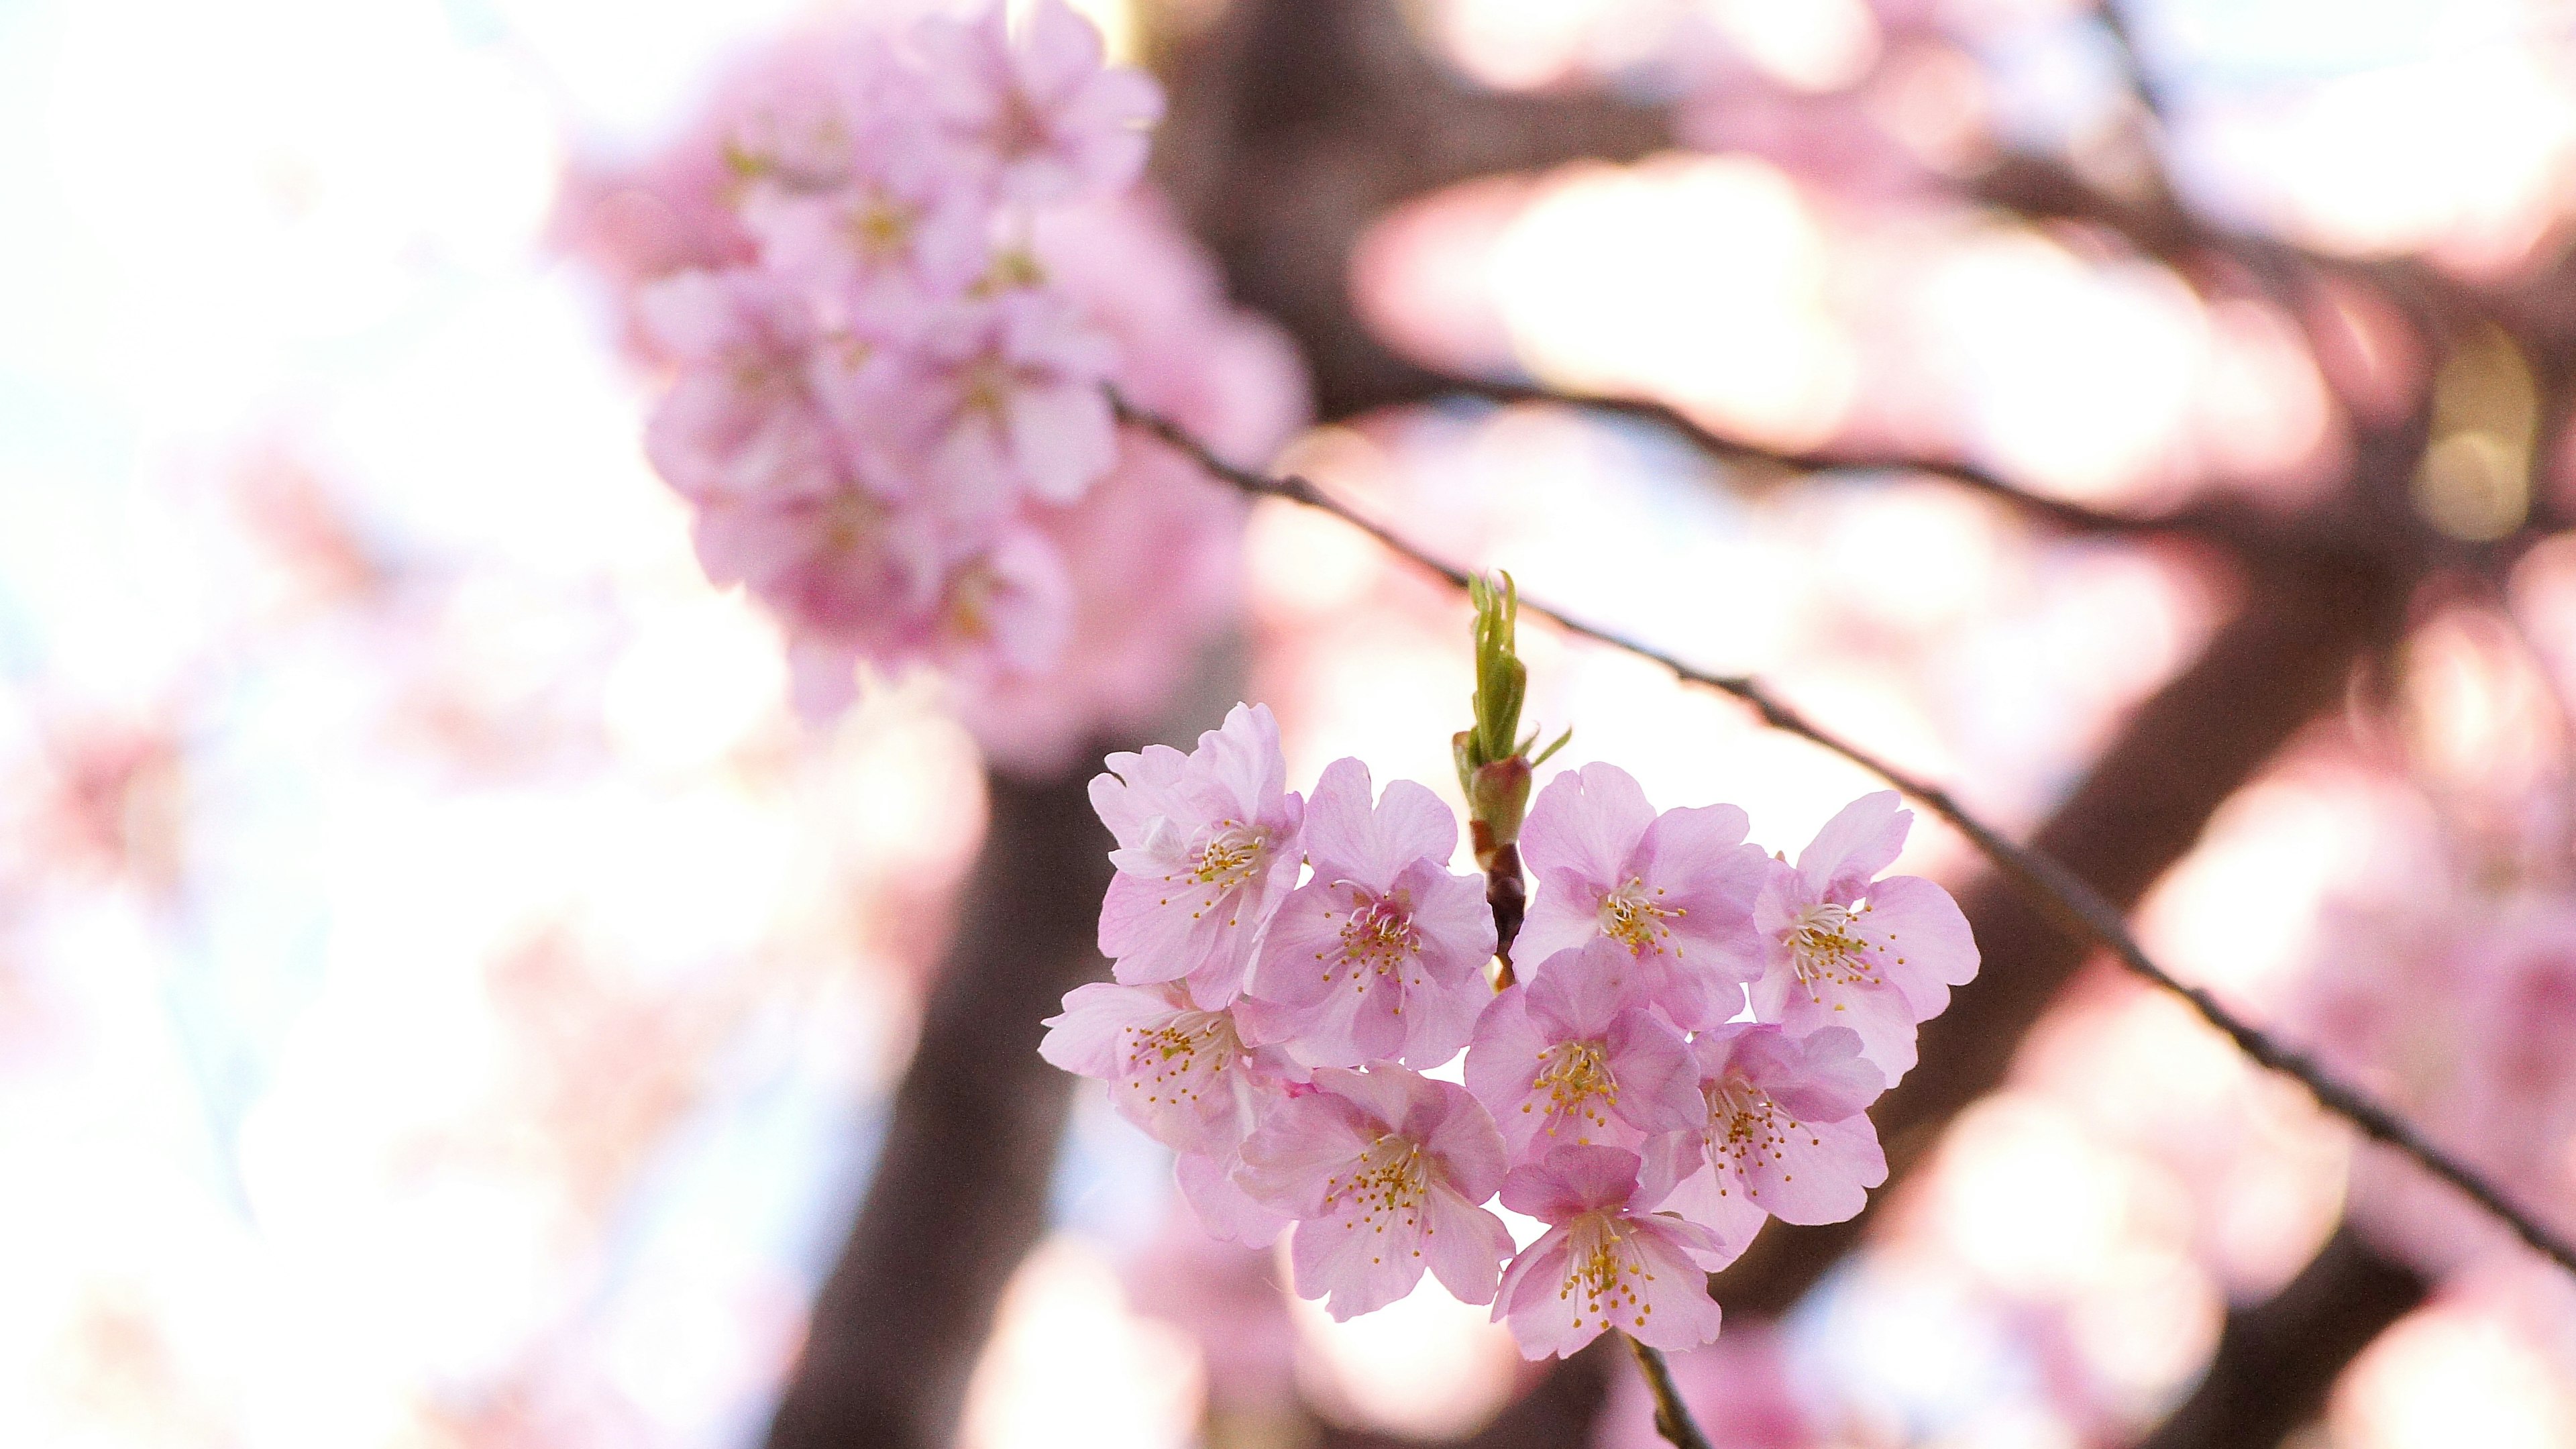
(635, 267, 862, 508)
(1493, 1143, 1730, 1358)
(1038, 979, 1287, 1155)
(1244, 757, 1497, 1068)
(897, 290, 1120, 515)
(1518, 762, 1770, 1029)
(1642, 1023, 1887, 1250)
(1747, 792, 1978, 1085)
(1464, 938, 1703, 1157)
(914, 0, 1166, 205)
(1236, 1065, 1517, 1318)
(1093, 702, 1305, 1006)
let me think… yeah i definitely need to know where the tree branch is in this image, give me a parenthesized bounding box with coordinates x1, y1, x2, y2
(1112, 388, 2576, 1279)
(1431, 378, 2300, 551)
(1623, 1338, 1716, 1449)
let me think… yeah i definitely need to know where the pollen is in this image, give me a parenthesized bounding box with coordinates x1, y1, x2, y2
(1529, 1039, 1621, 1140)
(1328, 892, 1424, 993)
(1188, 822, 1268, 889)
(1599, 877, 1684, 954)
(1786, 898, 1885, 1001)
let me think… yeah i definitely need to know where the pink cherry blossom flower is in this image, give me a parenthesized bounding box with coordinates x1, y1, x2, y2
(1747, 792, 1978, 1086)
(637, 268, 858, 507)
(688, 480, 953, 718)
(1235, 1065, 1517, 1318)
(893, 291, 1119, 516)
(1518, 763, 1770, 1030)
(1038, 978, 1293, 1155)
(1493, 1144, 1729, 1359)
(1242, 758, 1496, 1068)
(1642, 1023, 1887, 1251)
(1464, 938, 1703, 1158)
(1093, 703, 1305, 1006)
(730, 35, 994, 323)
(914, 0, 1165, 206)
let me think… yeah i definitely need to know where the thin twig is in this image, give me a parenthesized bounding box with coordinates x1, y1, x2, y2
(1111, 386, 2576, 1278)
(1621, 1336, 1715, 1449)
(1440, 377, 2289, 551)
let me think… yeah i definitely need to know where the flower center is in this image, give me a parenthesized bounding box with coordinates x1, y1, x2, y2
(847, 192, 917, 260)
(1118, 1010, 1236, 1106)
(957, 354, 1020, 423)
(1562, 1216, 1653, 1333)
(1787, 899, 1881, 996)
(1333, 894, 1421, 982)
(1705, 1077, 1801, 1195)
(1599, 876, 1682, 954)
(1189, 823, 1267, 889)
(1322, 1135, 1429, 1227)
(1529, 1039, 1619, 1140)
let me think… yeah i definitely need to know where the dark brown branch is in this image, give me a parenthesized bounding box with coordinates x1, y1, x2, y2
(2135, 1226, 2430, 1449)
(764, 766, 1117, 1449)
(1112, 388, 2576, 1279)
(1623, 1338, 1716, 1449)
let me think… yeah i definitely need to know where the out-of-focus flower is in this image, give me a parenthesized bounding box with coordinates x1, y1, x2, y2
(898, 291, 1120, 515)
(1518, 762, 1770, 1030)
(915, 0, 1165, 206)
(1236, 1065, 1516, 1318)
(1465, 938, 1703, 1157)
(1093, 702, 1307, 1007)
(1748, 791, 1978, 1084)
(1495, 1143, 1729, 1358)
(1244, 757, 1496, 1068)
(1642, 1022, 1886, 1249)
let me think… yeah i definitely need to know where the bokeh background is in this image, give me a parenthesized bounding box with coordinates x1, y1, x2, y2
(7, 1, 2576, 1447)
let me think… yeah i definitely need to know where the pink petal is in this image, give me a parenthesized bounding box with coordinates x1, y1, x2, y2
(1419, 1187, 1515, 1307)
(1739, 1112, 1884, 1226)
(1858, 873, 1980, 1016)
(1625, 1226, 1729, 1350)
(1796, 791, 1911, 900)
(1501, 1144, 1643, 1222)
(1521, 762, 1656, 888)
(1177, 1148, 1285, 1247)
(1605, 1010, 1705, 1134)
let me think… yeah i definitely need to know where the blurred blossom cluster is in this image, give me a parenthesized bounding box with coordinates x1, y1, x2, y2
(558, 0, 1304, 770)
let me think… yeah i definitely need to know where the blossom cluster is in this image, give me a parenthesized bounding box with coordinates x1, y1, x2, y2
(580, 3, 1303, 769)
(1043, 704, 1978, 1358)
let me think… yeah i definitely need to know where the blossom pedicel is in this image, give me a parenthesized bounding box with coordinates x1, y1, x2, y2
(1044, 675, 1979, 1360)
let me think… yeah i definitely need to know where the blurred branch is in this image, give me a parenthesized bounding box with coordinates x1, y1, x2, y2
(1150, 0, 1673, 420)
(764, 766, 1118, 1449)
(2135, 1226, 2430, 1449)
(1113, 388, 2576, 1277)
(1437, 378, 2302, 551)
